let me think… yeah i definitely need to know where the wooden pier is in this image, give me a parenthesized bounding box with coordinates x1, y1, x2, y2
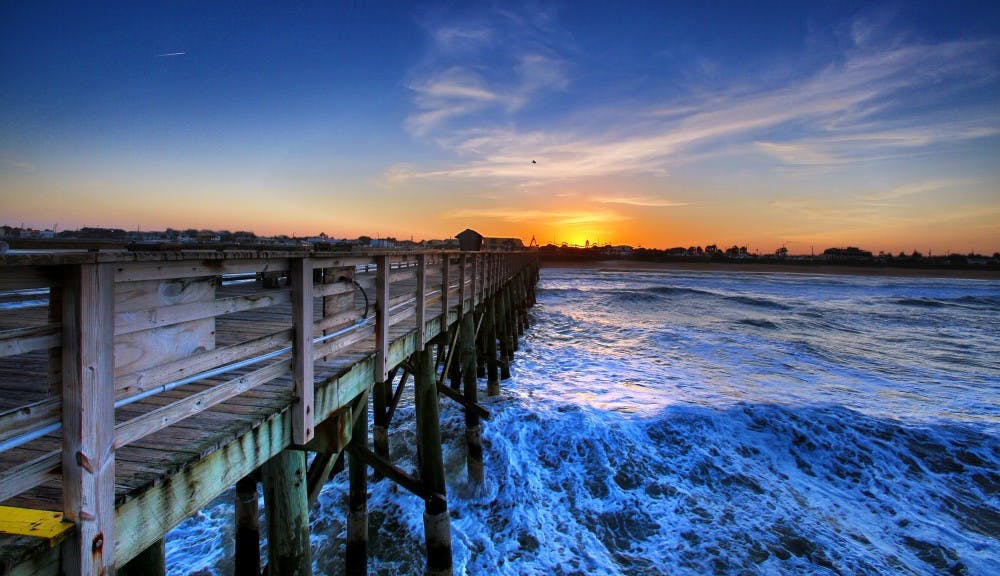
(0, 248, 538, 575)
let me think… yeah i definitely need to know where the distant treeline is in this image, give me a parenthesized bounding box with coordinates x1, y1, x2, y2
(538, 244, 1000, 271)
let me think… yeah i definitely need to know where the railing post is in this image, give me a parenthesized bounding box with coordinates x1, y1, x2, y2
(291, 258, 314, 444)
(375, 255, 390, 385)
(470, 254, 478, 309)
(440, 255, 450, 335)
(416, 254, 427, 350)
(458, 254, 467, 315)
(62, 263, 115, 575)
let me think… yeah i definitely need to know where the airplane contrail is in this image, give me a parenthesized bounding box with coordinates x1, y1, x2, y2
(157, 51, 186, 57)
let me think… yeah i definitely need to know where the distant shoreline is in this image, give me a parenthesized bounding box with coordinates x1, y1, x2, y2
(540, 259, 1000, 280)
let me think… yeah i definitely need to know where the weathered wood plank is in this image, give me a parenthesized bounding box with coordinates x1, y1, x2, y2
(112, 260, 289, 283)
(114, 278, 216, 313)
(0, 325, 61, 359)
(0, 398, 60, 445)
(114, 290, 290, 336)
(113, 359, 291, 450)
(114, 320, 215, 379)
(114, 328, 292, 400)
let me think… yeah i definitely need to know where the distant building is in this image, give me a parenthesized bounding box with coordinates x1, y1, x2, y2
(822, 247, 873, 261)
(455, 229, 526, 251)
(456, 228, 484, 251)
(483, 237, 525, 251)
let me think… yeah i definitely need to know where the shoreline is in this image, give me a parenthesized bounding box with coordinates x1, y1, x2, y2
(540, 259, 1000, 280)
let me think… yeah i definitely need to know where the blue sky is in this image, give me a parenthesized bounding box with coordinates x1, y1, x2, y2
(2, 1, 998, 252)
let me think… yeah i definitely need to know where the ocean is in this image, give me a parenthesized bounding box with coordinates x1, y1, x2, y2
(167, 266, 1000, 575)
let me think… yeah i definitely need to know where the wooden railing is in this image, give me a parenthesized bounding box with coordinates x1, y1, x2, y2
(0, 249, 537, 573)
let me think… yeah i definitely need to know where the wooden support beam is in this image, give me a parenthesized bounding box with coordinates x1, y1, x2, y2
(435, 382, 490, 420)
(385, 370, 409, 425)
(262, 450, 311, 576)
(447, 326, 462, 391)
(415, 346, 453, 576)
(116, 538, 165, 576)
(460, 312, 484, 485)
(348, 445, 446, 507)
(346, 391, 368, 576)
(291, 258, 315, 444)
(234, 475, 260, 576)
(306, 451, 344, 509)
(62, 263, 116, 576)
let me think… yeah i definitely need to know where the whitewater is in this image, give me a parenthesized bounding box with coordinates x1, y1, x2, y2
(168, 266, 1000, 575)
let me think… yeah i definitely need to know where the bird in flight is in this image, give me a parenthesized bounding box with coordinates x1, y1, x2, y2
(531, 160, 536, 164)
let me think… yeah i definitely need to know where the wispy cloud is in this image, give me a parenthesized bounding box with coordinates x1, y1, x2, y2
(860, 178, 978, 203)
(405, 7, 570, 137)
(157, 51, 186, 57)
(594, 195, 689, 208)
(2, 158, 35, 172)
(442, 207, 627, 226)
(395, 17, 998, 184)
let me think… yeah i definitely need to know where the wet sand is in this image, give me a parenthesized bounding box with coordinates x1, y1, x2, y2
(540, 259, 1000, 280)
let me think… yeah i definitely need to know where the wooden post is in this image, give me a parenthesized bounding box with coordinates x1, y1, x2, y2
(234, 475, 260, 576)
(484, 297, 500, 396)
(62, 263, 115, 576)
(447, 325, 461, 391)
(470, 254, 478, 309)
(416, 254, 427, 350)
(262, 450, 311, 576)
(458, 254, 466, 315)
(415, 347, 452, 575)
(440, 255, 450, 335)
(375, 255, 390, 385)
(291, 258, 315, 445)
(460, 313, 483, 485)
(116, 539, 165, 576)
(346, 393, 369, 575)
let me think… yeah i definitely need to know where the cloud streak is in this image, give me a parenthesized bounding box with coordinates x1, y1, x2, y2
(442, 207, 627, 226)
(396, 26, 998, 184)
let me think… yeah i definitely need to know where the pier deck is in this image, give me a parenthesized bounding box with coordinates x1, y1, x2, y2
(0, 249, 538, 575)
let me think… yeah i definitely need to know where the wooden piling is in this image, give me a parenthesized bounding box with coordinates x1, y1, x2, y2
(484, 297, 500, 395)
(460, 313, 484, 485)
(496, 292, 512, 381)
(447, 325, 462, 391)
(346, 392, 369, 576)
(415, 347, 452, 576)
(234, 475, 260, 576)
(116, 539, 165, 576)
(262, 450, 311, 576)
